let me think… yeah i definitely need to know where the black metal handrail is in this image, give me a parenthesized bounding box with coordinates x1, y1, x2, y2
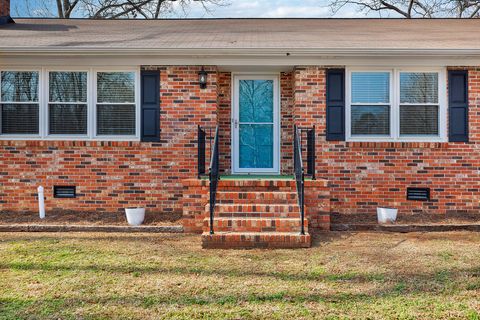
(198, 125, 206, 178)
(198, 126, 217, 179)
(208, 126, 220, 234)
(294, 125, 305, 235)
(306, 126, 316, 180)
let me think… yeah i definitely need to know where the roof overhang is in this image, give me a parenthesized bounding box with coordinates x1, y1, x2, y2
(1, 47, 480, 69)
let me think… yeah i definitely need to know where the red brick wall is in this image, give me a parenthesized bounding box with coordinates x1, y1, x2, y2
(294, 66, 480, 221)
(280, 72, 294, 174)
(0, 66, 218, 217)
(1, 65, 479, 225)
(0, 0, 9, 17)
(218, 72, 231, 173)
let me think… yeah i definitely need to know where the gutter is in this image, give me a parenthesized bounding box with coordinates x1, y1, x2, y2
(1, 47, 480, 57)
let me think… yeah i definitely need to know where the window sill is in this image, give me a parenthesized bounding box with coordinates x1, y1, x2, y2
(0, 136, 140, 142)
(347, 136, 447, 143)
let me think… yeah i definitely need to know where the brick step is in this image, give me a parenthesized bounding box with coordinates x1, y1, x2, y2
(216, 212, 301, 218)
(216, 191, 298, 204)
(202, 232, 311, 249)
(203, 217, 308, 233)
(218, 179, 296, 192)
(207, 203, 300, 215)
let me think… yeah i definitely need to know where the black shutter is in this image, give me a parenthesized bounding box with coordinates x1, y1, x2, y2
(141, 70, 160, 142)
(326, 69, 345, 141)
(448, 70, 469, 142)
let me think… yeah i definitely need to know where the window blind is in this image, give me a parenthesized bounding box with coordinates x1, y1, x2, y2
(97, 72, 135, 103)
(400, 105, 439, 135)
(96, 72, 136, 136)
(49, 72, 88, 135)
(1, 71, 39, 102)
(97, 104, 135, 135)
(351, 72, 390, 104)
(351, 105, 390, 135)
(49, 72, 87, 103)
(400, 73, 438, 104)
(1, 104, 39, 134)
(49, 104, 87, 135)
(1, 71, 39, 135)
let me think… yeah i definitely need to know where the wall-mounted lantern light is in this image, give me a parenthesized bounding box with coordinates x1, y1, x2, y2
(198, 67, 208, 89)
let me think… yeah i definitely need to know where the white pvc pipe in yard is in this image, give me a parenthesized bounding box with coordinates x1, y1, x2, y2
(38, 186, 45, 219)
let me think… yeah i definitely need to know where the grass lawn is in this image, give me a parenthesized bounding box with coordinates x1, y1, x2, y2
(1, 232, 479, 319)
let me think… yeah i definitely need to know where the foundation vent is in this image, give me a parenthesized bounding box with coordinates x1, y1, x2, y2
(54, 186, 76, 198)
(407, 187, 430, 201)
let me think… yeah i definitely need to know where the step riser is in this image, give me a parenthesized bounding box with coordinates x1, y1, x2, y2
(202, 233, 311, 249)
(204, 219, 308, 233)
(218, 180, 296, 188)
(208, 204, 300, 214)
(217, 212, 301, 218)
(219, 186, 295, 192)
(216, 192, 297, 205)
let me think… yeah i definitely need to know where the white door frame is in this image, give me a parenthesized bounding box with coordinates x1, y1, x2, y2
(231, 73, 280, 174)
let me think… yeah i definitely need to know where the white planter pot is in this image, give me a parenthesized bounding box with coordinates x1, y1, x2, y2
(377, 207, 398, 224)
(125, 208, 145, 226)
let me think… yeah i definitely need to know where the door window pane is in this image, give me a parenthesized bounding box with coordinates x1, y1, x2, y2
(351, 105, 390, 135)
(351, 72, 390, 104)
(400, 105, 439, 135)
(400, 73, 438, 104)
(239, 124, 273, 168)
(239, 80, 273, 122)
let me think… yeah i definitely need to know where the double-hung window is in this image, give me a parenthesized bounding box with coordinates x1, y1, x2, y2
(0, 68, 139, 140)
(0, 71, 40, 135)
(399, 72, 439, 136)
(347, 68, 446, 142)
(350, 72, 391, 136)
(96, 72, 136, 136)
(48, 71, 88, 135)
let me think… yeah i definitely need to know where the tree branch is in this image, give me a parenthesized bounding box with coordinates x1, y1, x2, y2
(56, 0, 65, 18)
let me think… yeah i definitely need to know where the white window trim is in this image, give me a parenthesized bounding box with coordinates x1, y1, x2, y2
(0, 66, 141, 141)
(346, 67, 447, 143)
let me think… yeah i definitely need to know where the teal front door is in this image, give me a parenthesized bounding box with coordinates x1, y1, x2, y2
(232, 75, 279, 174)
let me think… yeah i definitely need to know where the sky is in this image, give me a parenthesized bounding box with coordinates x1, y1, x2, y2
(12, 0, 375, 18)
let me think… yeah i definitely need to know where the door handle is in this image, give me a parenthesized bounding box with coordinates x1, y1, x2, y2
(233, 119, 238, 129)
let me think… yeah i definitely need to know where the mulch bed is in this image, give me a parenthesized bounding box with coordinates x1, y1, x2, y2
(0, 210, 182, 227)
(331, 212, 480, 232)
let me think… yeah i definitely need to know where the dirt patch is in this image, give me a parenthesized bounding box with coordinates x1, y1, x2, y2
(0, 210, 182, 226)
(331, 212, 480, 226)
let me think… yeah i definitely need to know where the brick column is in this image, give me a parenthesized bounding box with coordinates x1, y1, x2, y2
(305, 179, 331, 232)
(181, 179, 209, 233)
(293, 66, 331, 231)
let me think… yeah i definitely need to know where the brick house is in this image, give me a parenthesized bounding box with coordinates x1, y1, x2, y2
(1, 2, 479, 248)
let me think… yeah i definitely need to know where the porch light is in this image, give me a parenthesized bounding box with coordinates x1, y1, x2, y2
(198, 67, 208, 89)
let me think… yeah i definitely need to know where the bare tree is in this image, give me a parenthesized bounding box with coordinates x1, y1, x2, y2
(328, 0, 480, 18)
(15, 0, 228, 19)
